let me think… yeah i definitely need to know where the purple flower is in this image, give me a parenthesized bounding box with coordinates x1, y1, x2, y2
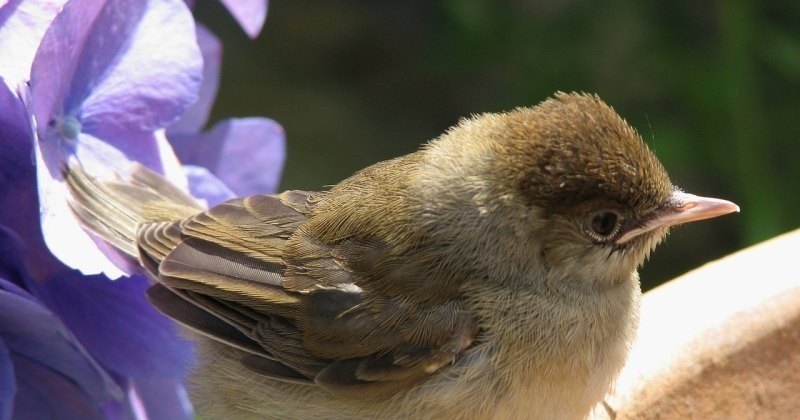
(168, 24, 285, 206)
(1, 79, 194, 420)
(217, 0, 268, 38)
(0, 0, 68, 85)
(0, 227, 195, 420)
(0, 222, 123, 420)
(0, 0, 285, 418)
(172, 117, 286, 205)
(0, 267, 122, 420)
(29, 0, 202, 278)
(185, 0, 268, 38)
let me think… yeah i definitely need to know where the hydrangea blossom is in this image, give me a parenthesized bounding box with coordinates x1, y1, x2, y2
(168, 24, 285, 206)
(1, 74, 195, 419)
(30, 0, 201, 278)
(0, 226, 193, 419)
(184, 0, 268, 39)
(0, 261, 122, 419)
(0, 0, 283, 418)
(0, 0, 68, 86)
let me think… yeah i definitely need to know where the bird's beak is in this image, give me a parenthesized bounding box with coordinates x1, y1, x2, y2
(616, 191, 739, 244)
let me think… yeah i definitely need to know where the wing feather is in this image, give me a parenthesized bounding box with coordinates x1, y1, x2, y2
(139, 190, 478, 397)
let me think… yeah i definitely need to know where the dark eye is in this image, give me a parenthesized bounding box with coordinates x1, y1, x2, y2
(584, 210, 623, 242)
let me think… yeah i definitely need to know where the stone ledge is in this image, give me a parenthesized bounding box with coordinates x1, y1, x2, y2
(592, 228, 800, 419)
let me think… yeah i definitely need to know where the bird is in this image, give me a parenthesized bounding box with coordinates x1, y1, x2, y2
(65, 92, 739, 419)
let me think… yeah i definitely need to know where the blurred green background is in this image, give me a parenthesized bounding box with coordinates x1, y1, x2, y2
(195, 1, 800, 290)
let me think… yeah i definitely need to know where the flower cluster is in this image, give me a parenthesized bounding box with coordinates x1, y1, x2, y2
(0, 0, 283, 418)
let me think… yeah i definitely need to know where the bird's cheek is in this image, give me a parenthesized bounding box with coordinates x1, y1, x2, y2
(541, 235, 643, 287)
(540, 240, 589, 274)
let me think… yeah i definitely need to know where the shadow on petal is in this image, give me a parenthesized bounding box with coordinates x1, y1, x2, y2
(32, 272, 195, 380)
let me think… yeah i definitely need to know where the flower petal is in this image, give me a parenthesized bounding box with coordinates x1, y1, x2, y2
(34, 138, 127, 278)
(32, 272, 195, 380)
(0, 227, 31, 291)
(36, 129, 188, 277)
(0, 80, 29, 155)
(30, 0, 202, 137)
(184, 164, 235, 207)
(0, 0, 67, 84)
(0, 339, 14, 420)
(0, 80, 35, 185)
(0, 278, 122, 405)
(172, 117, 286, 195)
(168, 24, 222, 135)
(219, 0, 268, 39)
(129, 378, 193, 420)
(11, 354, 106, 420)
(214, 118, 285, 195)
(0, 81, 52, 278)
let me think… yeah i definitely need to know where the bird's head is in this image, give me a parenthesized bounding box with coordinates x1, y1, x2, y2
(426, 92, 738, 289)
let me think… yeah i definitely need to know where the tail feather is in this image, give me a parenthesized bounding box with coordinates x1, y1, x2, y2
(126, 164, 200, 209)
(65, 161, 203, 261)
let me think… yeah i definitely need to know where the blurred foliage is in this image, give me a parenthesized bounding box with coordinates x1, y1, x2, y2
(195, 1, 800, 290)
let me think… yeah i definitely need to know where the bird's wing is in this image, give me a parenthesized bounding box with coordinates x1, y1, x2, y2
(143, 192, 478, 399)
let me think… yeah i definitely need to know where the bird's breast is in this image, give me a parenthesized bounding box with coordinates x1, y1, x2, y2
(453, 278, 641, 419)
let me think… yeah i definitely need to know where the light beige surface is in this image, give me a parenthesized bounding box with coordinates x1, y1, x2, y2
(593, 228, 800, 419)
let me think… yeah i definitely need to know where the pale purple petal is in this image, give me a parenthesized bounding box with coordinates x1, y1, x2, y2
(172, 117, 286, 195)
(86, 229, 144, 277)
(130, 378, 193, 420)
(36, 130, 187, 277)
(153, 129, 190, 191)
(184, 164, 235, 207)
(28, 0, 104, 140)
(32, 272, 195, 380)
(70, 129, 185, 184)
(0, 339, 14, 420)
(26, 0, 197, 276)
(0, 278, 123, 405)
(30, 0, 202, 138)
(219, 0, 267, 38)
(0, 0, 68, 84)
(169, 24, 221, 134)
(35, 139, 127, 278)
(215, 118, 285, 195)
(78, 0, 201, 132)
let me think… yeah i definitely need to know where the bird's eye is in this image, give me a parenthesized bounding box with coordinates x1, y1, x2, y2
(584, 210, 623, 243)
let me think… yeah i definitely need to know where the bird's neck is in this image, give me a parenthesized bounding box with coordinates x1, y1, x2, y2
(462, 274, 641, 414)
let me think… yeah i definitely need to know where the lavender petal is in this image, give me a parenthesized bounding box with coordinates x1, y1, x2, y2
(173, 117, 286, 196)
(0, 339, 14, 420)
(32, 272, 195, 380)
(0, 278, 122, 404)
(0, 0, 67, 84)
(30, 0, 202, 139)
(168, 24, 222, 135)
(219, 0, 268, 38)
(184, 164, 235, 207)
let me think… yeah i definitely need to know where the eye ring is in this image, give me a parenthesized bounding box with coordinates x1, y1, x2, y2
(583, 209, 623, 243)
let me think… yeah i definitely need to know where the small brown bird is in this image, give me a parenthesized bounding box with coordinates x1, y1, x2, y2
(67, 92, 738, 419)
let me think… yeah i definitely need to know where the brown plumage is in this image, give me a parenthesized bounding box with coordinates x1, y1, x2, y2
(66, 92, 738, 419)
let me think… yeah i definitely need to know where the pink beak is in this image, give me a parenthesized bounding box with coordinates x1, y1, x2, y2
(616, 191, 739, 244)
